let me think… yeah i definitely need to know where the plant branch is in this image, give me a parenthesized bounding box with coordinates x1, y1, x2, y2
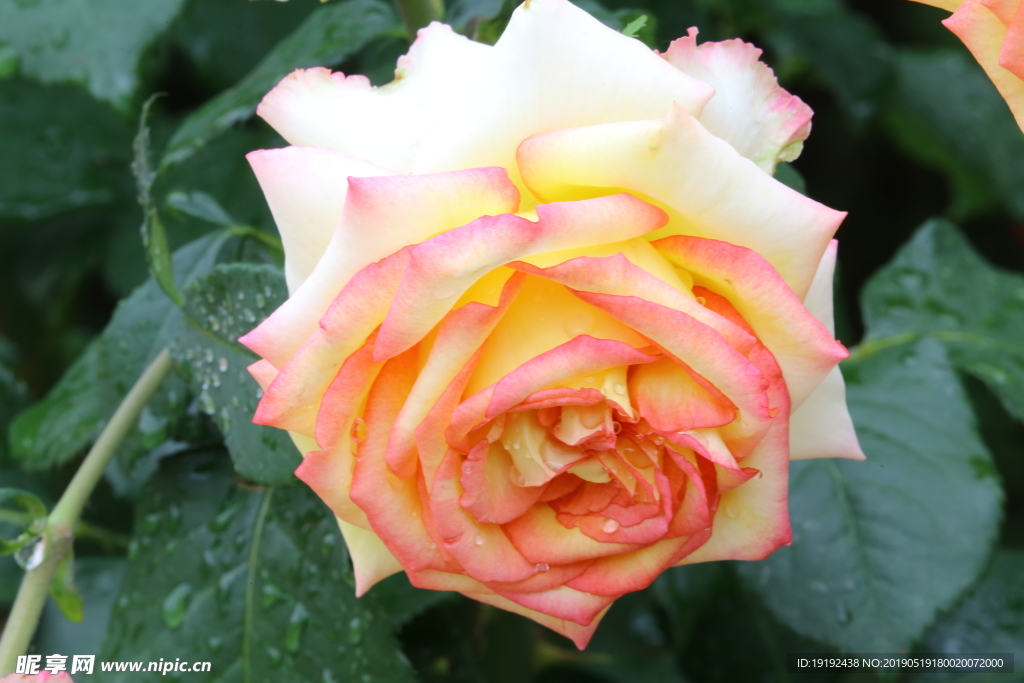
(0, 349, 173, 675)
(392, 0, 443, 39)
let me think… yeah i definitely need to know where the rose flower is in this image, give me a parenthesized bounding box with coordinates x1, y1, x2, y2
(911, 0, 1024, 132)
(240, 0, 864, 648)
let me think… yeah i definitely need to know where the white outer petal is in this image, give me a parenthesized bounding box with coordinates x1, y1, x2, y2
(790, 241, 865, 461)
(256, 23, 492, 172)
(247, 147, 393, 292)
(410, 0, 715, 200)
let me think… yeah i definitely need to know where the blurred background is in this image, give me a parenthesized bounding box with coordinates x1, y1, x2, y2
(0, 0, 1022, 681)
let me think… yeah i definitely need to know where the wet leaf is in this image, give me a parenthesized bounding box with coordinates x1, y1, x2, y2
(100, 451, 414, 682)
(0, 0, 186, 111)
(738, 339, 1002, 652)
(10, 231, 232, 471)
(172, 263, 297, 486)
(862, 220, 1024, 423)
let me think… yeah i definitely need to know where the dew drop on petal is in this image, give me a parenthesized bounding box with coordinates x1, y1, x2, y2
(602, 518, 620, 533)
(535, 563, 550, 573)
(351, 418, 368, 444)
(474, 533, 484, 546)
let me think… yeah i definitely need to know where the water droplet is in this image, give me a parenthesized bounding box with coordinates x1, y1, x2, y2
(613, 383, 626, 395)
(695, 296, 706, 305)
(347, 616, 364, 644)
(583, 376, 595, 384)
(217, 357, 228, 372)
(474, 533, 485, 546)
(204, 348, 214, 363)
(210, 506, 237, 532)
(261, 582, 288, 608)
(207, 636, 222, 653)
(602, 518, 620, 533)
(162, 583, 192, 628)
(726, 505, 740, 519)
(768, 407, 780, 418)
(754, 471, 764, 480)
(267, 647, 283, 666)
(15, 539, 45, 571)
(285, 603, 309, 653)
(351, 418, 368, 444)
(611, 421, 621, 434)
(703, 526, 712, 532)
(323, 669, 338, 683)
(535, 563, 550, 573)
(508, 466, 526, 487)
(836, 601, 851, 624)
(255, 292, 267, 308)
(512, 440, 521, 450)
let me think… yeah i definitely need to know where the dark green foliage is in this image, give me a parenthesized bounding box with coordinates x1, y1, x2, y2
(99, 451, 414, 683)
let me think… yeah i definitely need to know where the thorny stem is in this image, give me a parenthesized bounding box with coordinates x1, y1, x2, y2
(0, 349, 173, 675)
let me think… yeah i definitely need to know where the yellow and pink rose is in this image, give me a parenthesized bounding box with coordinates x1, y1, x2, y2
(241, 0, 864, 648)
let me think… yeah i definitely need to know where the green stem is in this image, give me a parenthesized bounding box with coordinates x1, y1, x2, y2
(392, 0, 443, 39)
(0, 349, 173, 675)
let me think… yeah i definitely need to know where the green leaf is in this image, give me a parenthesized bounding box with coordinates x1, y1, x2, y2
(134, 96, 183, 307)
(49, 553, 84, 622)
(160, 0, 399, 170)
(915, 549, 1024, 682)
(0, 0, 185, 111)
(173, 263, 297, 486)
(621, 15, 648, 38)
(861, 220, 1024, 423)
(738, 338, 1003, 652)
(33, 557, 126, 657)
(10, 231, 232, 470)
(0, 488, 48, 555)
(100, 450, 415, 682)
(0, 357, 28, 462)
(886, 51, 1024, 219)
(0, 80, 131, 220)
(166, 190, 237, 227)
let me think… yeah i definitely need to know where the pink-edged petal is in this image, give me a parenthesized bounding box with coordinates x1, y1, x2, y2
(944, 0, 1024, 131)
(296, 447, 368, 528)
(465, 272, 652, 396)
(569, 291, 774, 455)
(374, 193, 667, 361)
(245, 167, 520, 370)
(246, 248, 411, 435)
(654, 235, 848, 408)
(410, 0, 714, 200)
(460, 441, 545, 524)
(509, 248, 756, 355)
(257, 23, 492, 172)
(504, 503, 642, 565)
(630, 357, 737, 432)
(998, 1, 1024, 79)
(677, 336, 791, 564)
(517, 103, 846, 298)
(661, 28, 813, 173)
(566, 533, 707, 596)
(247, 359, 278, 390)
(488, 584, 617, 627)
(485, 559, 593, 595)
(337, 518, 403, 596)
(247, 147, 393, 292)
(385, 271, 524, 479)
(430, 449, 538, 583)
(349, 350, 452, 574)
(447, 336, 660, 450)
(464, 590, 610, 650)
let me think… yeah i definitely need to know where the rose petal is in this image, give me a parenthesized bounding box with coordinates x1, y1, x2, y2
(517, 103, 846, 298)
(257, 23, 492, 172)
(247, 147, 392, 292)
(337, 518, 403, 596)
(662, 28, 813, 173)
(410, 0, 714, 200)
